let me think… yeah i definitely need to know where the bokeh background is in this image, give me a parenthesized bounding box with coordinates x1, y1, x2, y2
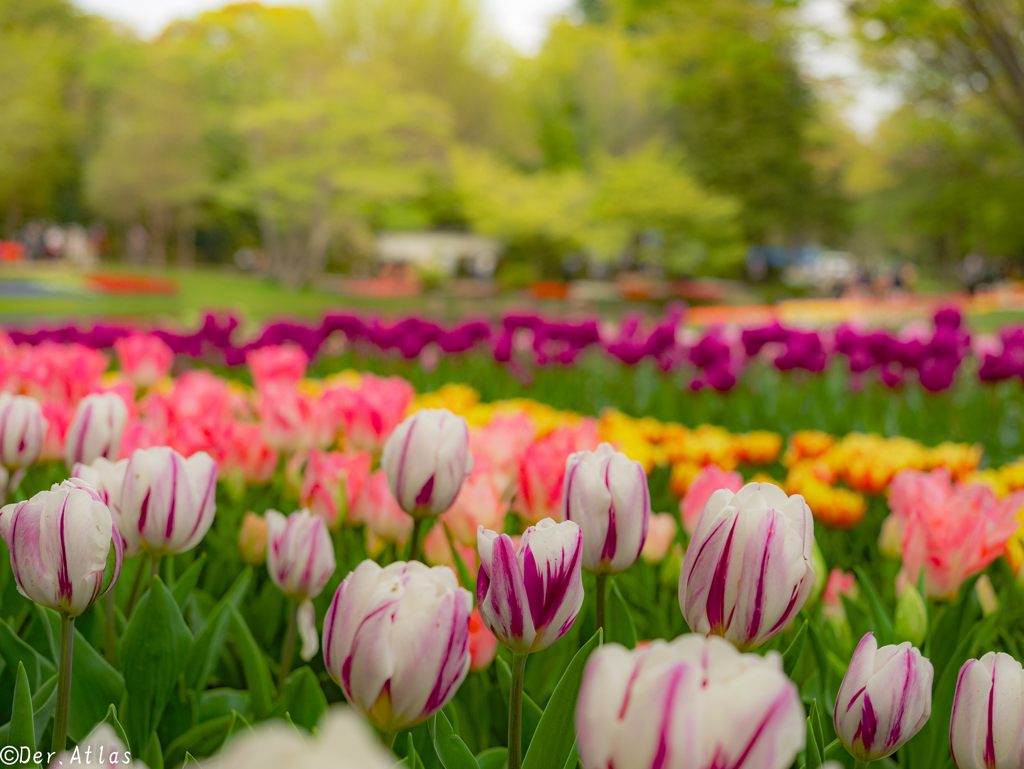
(3, 0, 1024, 325)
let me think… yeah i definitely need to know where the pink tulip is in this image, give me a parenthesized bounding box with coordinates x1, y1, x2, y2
(469, 413, 536, 494)
(440, 460, 508, 545)
(477, 518, 584, 653)
(823, 568, 857, 612)
(38, 399, 72, 463)
(114, 334, 174, 388)
(17, 342, 108, 404)
(515, 420, 600, 524)
(468, 608, 498, 671)
(300, 449, 372, 528)
(217, 420, 279, 485)
(679, 482, 815, 650)
(886, 468, 1024, 599)
(0, 393, 48, 469)
(351, 469, 413, 552)
(680, 464, 744, 535)
(323, 560, 472, 733)
(258, 381, 328, 454)
(0, 478, 123, 617)
(64, 392, 128, 469)
(422, 523, 479, 580)
(327, 374, 415, 453)
(246, 344, 308, 391)
(640, 512, 678, 563)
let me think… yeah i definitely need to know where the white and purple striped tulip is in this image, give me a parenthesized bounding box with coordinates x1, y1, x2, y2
(322, 560, 472, 734)
(381, 409, 472, 518)
(575, 634, 805, 769)
(834, 632, 933, 761)
(0, 393, 47, 470)
(950, 652, 1024, 769)
(678, 482, 815, 650)
(476, 518, 584, 654)
(266, 509, 336, 602)
(72, 457, 133, 555)
(120, 446, 217, 556)
(563, 442, 650, 575)
(64, 392, 128, 469)
(0, 478, 123, 617)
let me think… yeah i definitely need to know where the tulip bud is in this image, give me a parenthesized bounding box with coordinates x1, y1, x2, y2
(266, 509, 335, 602)
(975, 573, 1000, 617)
(239, 512, 268, 565)
(476, 518, 584, 654)
(64, 393, 128, 469)
(323, 560, 472, 733)
(0, 478, 123, 617)
(894, 584, 927, 646)
(72, 456, 131, 554)
(950, 652, 1024, 769)
(640, 512, 677, 564)
(381, 409, 472, 518)
(120, 447, 218, 556)
(0, 393, 48, 470)
(575, 634, 806, 769)
(678, 482, 816, 650)
(468, 608, 498, 671)
(834, 632, 933, 761)
(563, 443, 650, 575)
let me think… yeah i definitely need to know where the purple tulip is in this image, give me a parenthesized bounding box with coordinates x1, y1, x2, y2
(678, 482, 815, 650)
(476, 518, 584, 654)
(950, 652, 1024, 768)
(834, 632, 933, 761)
(563, 443, 650, 575)
(120, 446, 217, 556)
(575, 634, 805, 769)
(0, 393, 47, 470)
(0, 478, 123, 617)
(381, 409, 472, 518)
(322, 560, 472, 733)
(64, 393, 128, 469)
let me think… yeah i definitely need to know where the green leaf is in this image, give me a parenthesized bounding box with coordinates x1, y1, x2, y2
(163, 712, 238, 768)
(475, 748, 507, 769)
(270, 667, 327, 731)
(781, 620, 808, 678)
(30, 675, 57, 742)
(522, 630, 602, 769)
(185, 569, 251, 693)
(496, 657, 542, 751)
(230, 608, 274, 719)
(854, 566, 895, 646)
(606, 581, 637, 649)
(0, 619, 55, 691)
(145, 731, 165, 769)
(103, 704, 131, 753)
(172, 554, 207, 611)
(120, 577, 195, 751)
(443, 524, 476, 596)
(9, 662, 37, 767)
(405, 732, 426, 769)
(43, 608, 126, 742)
(562, 743, 579, 769)
(431, 711, 479, 769)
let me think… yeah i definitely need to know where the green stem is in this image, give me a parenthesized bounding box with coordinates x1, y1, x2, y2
(595, 573, 607, 636)
(104, 594, 117, 667)
(380, 730, 397, 750)
(150, 555, 161, 586)
(278, 600, 298, 694)
(853, 760, 871, 769)
(508, 651, 528, 769)
(409, 517, 424, 563)
(52, 614, 74, 754)
(125, 555, 148, 617)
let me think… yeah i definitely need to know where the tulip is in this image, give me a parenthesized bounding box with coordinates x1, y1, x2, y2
(114, 333, 174, 388)
(64, 392, 129, 469)
(477, 517, 584, 769)
(238, 512, 268, 565)
(246, 343, 308, 390)
(328, 373, 415, 453)
(381, 409, 473, 560)
(440, 461, 508, 546)
(640, 512, 677, 564)
(469, 608, 498, 672)
(680, 463, 743, 535)
(575, 634, 805, 769)
(678, 482, 815, 650)
(0, 478, 123, 753)
(120, 446, 218, 558)
(322, 560, 472, 738)
(894, 584, 927, 646)
(299, 449, 371, 529)
(515, 420, 600, 524)
(951, 652, 1024, 769)
(834, 632, 933, 764)
(351, 469, 414, 555)
(266, 508, 336, 689)
(469, 412, 536, 494)
(207, 708, 393, 769)
(0, 393, 48, 471)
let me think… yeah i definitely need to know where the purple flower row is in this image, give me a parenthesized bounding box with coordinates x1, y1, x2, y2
(5, 304, 1024, 391)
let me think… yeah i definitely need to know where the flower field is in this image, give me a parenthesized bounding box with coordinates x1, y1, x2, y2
(1, 308, 1024, 767)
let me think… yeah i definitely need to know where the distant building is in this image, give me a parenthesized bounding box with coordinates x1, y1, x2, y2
(375, 231, 502, 278)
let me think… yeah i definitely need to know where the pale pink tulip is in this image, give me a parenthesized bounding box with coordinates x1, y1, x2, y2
(680, 464, 744, 535)
(640, 512, 678, 563)
(469, 413, 536, 493)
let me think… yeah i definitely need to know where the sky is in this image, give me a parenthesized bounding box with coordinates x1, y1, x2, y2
(72, 0, 897, 133)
